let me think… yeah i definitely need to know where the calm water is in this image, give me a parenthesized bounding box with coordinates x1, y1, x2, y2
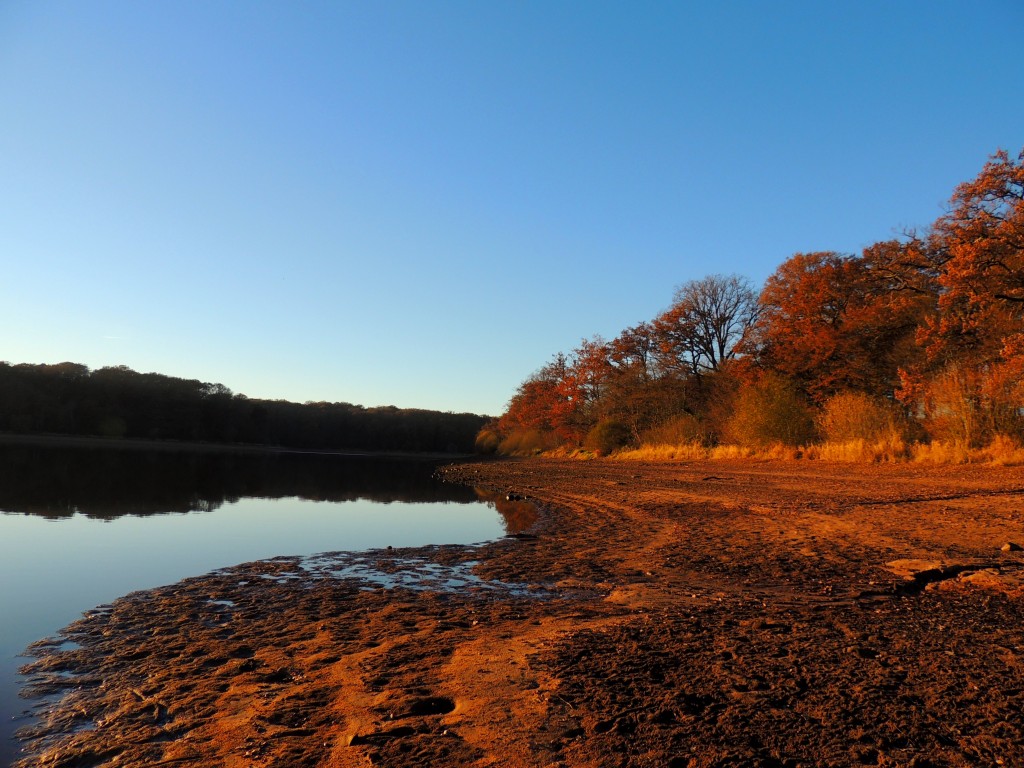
(0, 440, 510, 766)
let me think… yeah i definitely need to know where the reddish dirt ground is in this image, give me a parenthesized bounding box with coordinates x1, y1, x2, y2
(16, 458, 1024, 767)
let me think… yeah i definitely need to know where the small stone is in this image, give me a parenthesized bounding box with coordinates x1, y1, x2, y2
(1001, 542, 1022, 552)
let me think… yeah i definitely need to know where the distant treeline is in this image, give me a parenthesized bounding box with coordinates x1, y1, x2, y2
(485, 148, 1024, 457)
(0, 363, 488, 454)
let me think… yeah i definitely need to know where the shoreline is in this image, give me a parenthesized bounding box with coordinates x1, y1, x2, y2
(15, 458, 1024, 767)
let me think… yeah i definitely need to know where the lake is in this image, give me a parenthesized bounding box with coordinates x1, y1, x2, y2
(0, 439, 511, 766)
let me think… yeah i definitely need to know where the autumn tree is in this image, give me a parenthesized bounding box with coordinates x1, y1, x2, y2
(487, 147, 1024, 453)
(896, 149, 1024, 441)
(498, 353, 578, 448)
(603, 322, 682, 440)
(753, 250, 929, 403)
(565, 336, 614, 427)
(918, 148, 1024, 367)
(653, 274, 760, 376)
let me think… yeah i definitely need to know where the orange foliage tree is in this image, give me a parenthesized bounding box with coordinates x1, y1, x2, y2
(919, 149, 1024, 367)
(603, 322, 693, 442)
(898, 149, 1024, 441)
(487, 147, 1024, 452)
(498, 353, 573, 441)
(753, 250, 929, 403)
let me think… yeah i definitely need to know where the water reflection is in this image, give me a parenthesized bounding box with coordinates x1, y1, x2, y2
(0, 440, 536, 766)
(0, 440, 479, 519)
(472, 489, 540, 534)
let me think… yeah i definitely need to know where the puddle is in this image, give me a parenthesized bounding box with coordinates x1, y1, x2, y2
(298, 551, 557, 597)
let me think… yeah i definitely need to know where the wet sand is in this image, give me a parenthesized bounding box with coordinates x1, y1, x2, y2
(15, 458, 1024, 767)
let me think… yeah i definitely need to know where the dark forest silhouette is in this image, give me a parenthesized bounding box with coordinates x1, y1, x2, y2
(0, 363, 488, 454)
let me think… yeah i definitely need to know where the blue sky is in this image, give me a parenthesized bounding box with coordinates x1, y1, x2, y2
(2, 1, 1022, 416)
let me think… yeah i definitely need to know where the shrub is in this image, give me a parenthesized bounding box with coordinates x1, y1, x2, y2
(919, 365, 980, 446)
(911, 363, 1024, 446)
(474, 428, 501, 454)
(584, 419, 632, 456)
(497, 429, 558, 456)
(818, 392, 905, 443)
(725, 373, 816, 447)
(640, 413, 709, 446)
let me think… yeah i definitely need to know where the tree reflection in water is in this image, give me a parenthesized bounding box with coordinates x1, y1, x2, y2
(0, 439, 482, 520)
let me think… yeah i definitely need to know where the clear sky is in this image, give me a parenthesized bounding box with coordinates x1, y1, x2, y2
(2, 1, 1022, 416)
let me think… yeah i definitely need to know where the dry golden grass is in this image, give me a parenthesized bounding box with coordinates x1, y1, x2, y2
(979, 435, 1024, 465)
(707, 444, 757, 460)
(606, 435, 1024, 466)
(543, 445, 599, 460)
(612, 442, 801, 462)
(802, 437, 911, 463)
(911, 435, 1024, 466)
(614, 443, 710, 461)
(909, 441, 972, 464)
